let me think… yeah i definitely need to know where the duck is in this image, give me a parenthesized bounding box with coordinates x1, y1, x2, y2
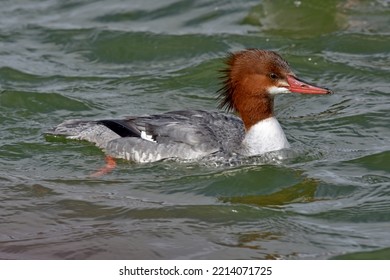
(49, 49, 332, 165)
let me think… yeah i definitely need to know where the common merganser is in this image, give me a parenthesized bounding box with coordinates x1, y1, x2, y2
(49, 49, 332, 164)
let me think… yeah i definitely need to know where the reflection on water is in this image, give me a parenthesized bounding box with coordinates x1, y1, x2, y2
(242, 0, 389, 36)
(242, 0, 342, 37)
(221, 178, 319, 207)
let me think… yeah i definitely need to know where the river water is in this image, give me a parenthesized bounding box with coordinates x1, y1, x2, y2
(0, 0, 389, 259)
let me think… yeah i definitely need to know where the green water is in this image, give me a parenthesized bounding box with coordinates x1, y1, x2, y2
(0, 0, 389, 259)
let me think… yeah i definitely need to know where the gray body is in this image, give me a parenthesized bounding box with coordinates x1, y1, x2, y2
(49, 110, 245, 163)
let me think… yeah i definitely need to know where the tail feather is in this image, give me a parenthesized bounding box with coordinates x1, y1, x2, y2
(47, 119, 120, 149)
(47, 119, 97, 136)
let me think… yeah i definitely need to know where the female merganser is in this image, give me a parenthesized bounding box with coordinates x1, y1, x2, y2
(49, 49, 332, 163)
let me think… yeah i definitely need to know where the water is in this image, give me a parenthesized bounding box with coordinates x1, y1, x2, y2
(0, 0, 389, 259)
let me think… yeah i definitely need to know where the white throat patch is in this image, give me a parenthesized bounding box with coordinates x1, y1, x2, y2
(242, 117, 290, 155)
(268, 86, 291, 95)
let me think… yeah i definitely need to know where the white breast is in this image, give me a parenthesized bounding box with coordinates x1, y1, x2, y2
(241, 117, 290, 155)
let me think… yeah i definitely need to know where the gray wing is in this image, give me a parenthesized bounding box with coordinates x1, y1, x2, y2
(48, 110, 245, 162)
(119, 110, 244, 151)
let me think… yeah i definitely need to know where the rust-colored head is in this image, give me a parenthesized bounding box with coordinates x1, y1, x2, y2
(218, 49, 332, 130)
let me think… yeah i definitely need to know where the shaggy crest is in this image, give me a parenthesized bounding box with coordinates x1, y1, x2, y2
(217, 51, 237, 111)
(217, 49, 291, 112)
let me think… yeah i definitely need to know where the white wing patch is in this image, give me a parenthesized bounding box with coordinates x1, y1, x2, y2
(140, 131, 157, 143)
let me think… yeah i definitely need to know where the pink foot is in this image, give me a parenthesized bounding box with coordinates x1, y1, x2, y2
(90, 156, 117, 177)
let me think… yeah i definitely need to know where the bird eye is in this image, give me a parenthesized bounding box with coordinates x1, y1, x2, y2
(269, 73, 278, 80)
